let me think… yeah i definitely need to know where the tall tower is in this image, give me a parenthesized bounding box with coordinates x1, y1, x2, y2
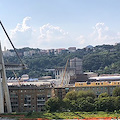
(0, 43, 12, 113)
(70, 57, 83, 74)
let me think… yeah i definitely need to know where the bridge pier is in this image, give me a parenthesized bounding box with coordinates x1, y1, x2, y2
(0, 43, 12, 113)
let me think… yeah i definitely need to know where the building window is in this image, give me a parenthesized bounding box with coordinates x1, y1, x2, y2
(56, 71, 57, 75)
(104, 87, 107, 90)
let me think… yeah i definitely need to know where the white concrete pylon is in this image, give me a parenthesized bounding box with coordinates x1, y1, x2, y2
(0, 73, 4, 113)
(0, 42, 12, 113)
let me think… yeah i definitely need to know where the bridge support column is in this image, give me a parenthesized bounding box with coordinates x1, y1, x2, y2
(0, 73, 4, 113)
(0, 42, 12, 113)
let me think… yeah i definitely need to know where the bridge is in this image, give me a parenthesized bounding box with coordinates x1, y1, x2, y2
(4, 64, 26, 70)
(0, 20, 26, 113)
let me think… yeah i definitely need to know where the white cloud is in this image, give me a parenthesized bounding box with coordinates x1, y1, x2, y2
(76, 35, 85, 45)
(92, 22, 120, 45)
(92, 23, 110, 42)
(3, 17, 120, 49)
(9, 18, 77, 49)
(35, 23, 70, 48)
(79, 22, 120, 47)
(10, 17, 34, 48)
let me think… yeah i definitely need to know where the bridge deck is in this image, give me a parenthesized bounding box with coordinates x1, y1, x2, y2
(0, 64, 26, 70)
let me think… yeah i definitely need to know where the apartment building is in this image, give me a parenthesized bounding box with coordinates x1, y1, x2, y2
(8, 84, 52, 112)
(54, 81, 120, 100)
(75, 81, 120, 96)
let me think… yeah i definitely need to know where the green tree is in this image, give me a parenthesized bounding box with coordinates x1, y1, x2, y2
(63, 97, 79, 112)
(95, 97, 115, 112)
(86, 96, 94, 103)
(113, 87, 120, 97)
(114, 96, 120, 110)
(98, 92, 109, 98)
(45, 97, 62, 112)
(63, 98, 71, 111)
(77, 90, 96, 99)
(77, 98, 95, 112)
(65, 91, 77, 100)
(70, 100, 78, 112)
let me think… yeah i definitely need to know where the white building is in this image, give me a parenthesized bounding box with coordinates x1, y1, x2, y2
(3, 50, 16, 57)
(68, 47, 76, 53)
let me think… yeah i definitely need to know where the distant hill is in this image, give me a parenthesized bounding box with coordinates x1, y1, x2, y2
(4, 43, 120, 78)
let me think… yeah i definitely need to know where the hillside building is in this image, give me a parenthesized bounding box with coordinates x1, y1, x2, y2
(68, 47, 76, 53)
(3, 50, 16, 57)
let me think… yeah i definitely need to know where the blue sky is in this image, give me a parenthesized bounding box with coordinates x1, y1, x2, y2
(0, 0, 120, 49)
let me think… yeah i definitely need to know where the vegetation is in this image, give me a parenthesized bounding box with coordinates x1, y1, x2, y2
(112, 87, 120, 97)
(45, 87, 120, 112)
(4, 43, 120, 78)
(24, 111, 120, 119)
(45, 97, 62, 112)
(1, 111, 120, 119)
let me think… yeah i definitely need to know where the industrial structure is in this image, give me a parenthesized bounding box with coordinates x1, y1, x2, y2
(55, 57, 83, 85)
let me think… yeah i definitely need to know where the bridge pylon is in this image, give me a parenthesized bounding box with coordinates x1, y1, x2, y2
(0, 42, 12, 113)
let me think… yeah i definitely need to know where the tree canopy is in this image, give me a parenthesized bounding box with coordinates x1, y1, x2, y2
(112, 87, 120, 97)
(45, 89, 120, 112)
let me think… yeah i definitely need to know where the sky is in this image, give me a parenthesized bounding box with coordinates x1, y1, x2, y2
(0, 0, 120, 50)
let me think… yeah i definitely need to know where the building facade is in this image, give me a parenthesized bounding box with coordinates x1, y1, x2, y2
(75, 81, 120, 96)
(8, 85, 52, 112)
(55, 67, 75, 85)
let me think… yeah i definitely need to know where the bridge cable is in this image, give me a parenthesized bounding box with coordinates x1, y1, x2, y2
(0, 20, 26, 69)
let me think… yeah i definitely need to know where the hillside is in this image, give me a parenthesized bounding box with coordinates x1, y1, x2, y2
(4, 43, 120, 78)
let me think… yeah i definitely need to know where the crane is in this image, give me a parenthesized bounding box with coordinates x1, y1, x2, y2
(60, 58, 69, 87)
